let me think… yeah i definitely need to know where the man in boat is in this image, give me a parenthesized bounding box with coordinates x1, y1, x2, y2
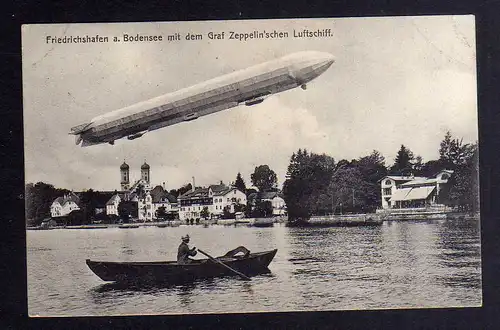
(177, 234, 197, 264)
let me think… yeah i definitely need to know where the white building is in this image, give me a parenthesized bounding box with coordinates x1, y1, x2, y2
(106, 194, 122, 216)
(50, 192, 80, 218)
(248, 191, 287, 216)
(178, 183, 246, 221)
(380, 170, 453, 209)
(138, 185, 178, 221)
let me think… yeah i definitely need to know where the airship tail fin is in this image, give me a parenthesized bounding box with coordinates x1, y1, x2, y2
(75, 135, 83, 145)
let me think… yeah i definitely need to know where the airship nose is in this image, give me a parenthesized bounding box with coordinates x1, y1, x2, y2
(309, 52, 335, 76)
(314, 51, 335, 67)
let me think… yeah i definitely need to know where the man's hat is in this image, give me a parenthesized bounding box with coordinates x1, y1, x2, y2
(182, 234, 190, 241)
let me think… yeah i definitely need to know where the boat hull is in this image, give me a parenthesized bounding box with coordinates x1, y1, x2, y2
(86, 249, 277, 284)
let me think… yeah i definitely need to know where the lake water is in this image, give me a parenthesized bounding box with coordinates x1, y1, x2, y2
(27, 219, 482, 317)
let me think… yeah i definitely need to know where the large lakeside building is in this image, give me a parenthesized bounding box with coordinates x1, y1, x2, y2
(178, 182, 247, 221)
(379, 170, 453, 209)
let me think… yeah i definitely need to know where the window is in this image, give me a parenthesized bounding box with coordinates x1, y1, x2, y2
(441, 173, 449, 180)
(385, 180, 392, 185)
(383, 188, 391, 195)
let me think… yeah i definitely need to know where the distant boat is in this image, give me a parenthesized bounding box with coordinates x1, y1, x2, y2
(119, 224, 140, 229)
(217, 219, 236, 226)
(251, 218, 275, 227)
(26, 226, 54, 230)
(156, 223, 168, 228)
(301, 214, 383, 227)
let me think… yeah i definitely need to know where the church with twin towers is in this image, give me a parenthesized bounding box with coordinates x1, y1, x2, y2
(110, 160, 178, 221)
(120, 160, 151, 191)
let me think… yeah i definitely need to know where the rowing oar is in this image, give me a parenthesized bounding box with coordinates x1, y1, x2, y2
(197, 249, 251, 281)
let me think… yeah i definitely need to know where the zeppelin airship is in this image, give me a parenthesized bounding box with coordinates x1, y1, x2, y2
(70, 51, 335, 146)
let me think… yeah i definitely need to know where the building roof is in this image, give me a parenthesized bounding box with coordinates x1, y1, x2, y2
(213, 187, 233, 196)
(400, 178, 438, 187)
(260, 191, 284, 200)
(120, 161, 129, 170)
(141, 162, 150, 170)
(52, 192, 80, 207)
(128, 179, 149, 197)
(209, 184, 228, 194)
(150, 185, 177, 203)
(380, 175, 427, 183)
(389, 188, 412, 201)
(248, 191, 283, 202)
(406, 186, 435, 200)
(106, 194, 121, 206)
(390, 186, 435, 201)
(180, 184, 245, 199)
(179, 187, 209, 199)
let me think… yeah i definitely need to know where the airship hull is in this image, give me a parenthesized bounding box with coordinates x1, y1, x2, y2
(71, 51, 335, 146)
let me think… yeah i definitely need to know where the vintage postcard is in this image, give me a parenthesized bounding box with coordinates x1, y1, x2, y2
(23, 17, 480, 317)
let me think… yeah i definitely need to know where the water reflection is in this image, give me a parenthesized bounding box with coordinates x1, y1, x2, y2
(28, 221, 482, 316)
(433, 219, 481, 291)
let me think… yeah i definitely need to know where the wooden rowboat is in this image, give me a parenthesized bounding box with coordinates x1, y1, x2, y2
(86, 248, 277, 284)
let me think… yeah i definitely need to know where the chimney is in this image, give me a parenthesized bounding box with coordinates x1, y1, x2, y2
(192, 176, 195, 192)
(162, 182, 166, 190)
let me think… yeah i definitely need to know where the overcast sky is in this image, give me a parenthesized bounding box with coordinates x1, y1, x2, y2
(22, 16, 477, 192)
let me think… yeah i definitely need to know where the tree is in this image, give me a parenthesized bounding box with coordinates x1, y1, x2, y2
(79, 189, 96, 224)
(436, 132, 478, 211)
(156, 206, 167, 219)
(326, 167, 371, 214)
(283, 149, 336, 220)
(221, 206, 233, 219)
(352, 150, 388, 211)
(251, 165, 278, 192)
(390, 145, 415, 175)
(118, 200, 138, 222)
(252, 200, 273, 217)
(245, 187, 258, 197)
(234, 172, 246, 192)
(444, 142, 479, 211)
(25, 182, 71, 225)
(200, 206, 210, 219)
(439, 131, 476, 169)
(439, 131, 454, 168)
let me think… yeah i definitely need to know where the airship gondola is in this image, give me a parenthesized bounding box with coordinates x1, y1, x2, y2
(70, 51, 335, 147)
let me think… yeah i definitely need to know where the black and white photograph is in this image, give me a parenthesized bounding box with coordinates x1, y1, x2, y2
(22, 16, 480, 317)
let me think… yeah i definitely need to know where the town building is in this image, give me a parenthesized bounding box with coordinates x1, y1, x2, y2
(178, 182, 246, 221)
(106, 193, 124, 217)
(50, 192, 81, 218)
(138, 185, 178, 221)
(248, 191, 287, 216)
(379, 170, 454, 209)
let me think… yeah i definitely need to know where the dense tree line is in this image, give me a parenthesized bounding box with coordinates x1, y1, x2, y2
(283, 131, 478, 221)
(283, 149, 387, 220)
(25, 182, 71, 225)
(25, 183, 121, 226)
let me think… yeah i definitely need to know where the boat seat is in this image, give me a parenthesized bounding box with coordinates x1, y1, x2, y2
(223, 246, 251, 258)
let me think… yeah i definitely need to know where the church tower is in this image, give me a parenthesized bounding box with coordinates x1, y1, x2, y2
(120, 161, 130, 191)
(141, 161, 150, 184)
